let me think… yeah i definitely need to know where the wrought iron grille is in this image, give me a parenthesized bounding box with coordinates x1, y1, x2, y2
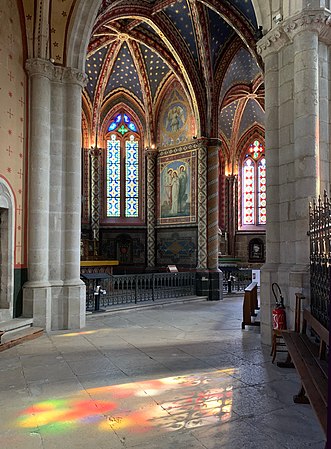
(309, 192, 330, 330)
(84, 272, 196, 311)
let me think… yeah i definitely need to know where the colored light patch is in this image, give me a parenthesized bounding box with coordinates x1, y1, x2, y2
(18, 399, 116, 433)
(16, 370, 234, 436)
(56, 330, 99, 337)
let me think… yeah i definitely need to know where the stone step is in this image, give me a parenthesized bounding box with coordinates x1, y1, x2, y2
(0, 326, 44, 352)
(0, 317, 33, 332)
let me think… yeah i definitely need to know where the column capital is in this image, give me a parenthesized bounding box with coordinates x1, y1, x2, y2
(257, 28, 290, 60)
(257, 10, 331, 59)
(25, 58, 88, 87)
(283, 10, 331, 43)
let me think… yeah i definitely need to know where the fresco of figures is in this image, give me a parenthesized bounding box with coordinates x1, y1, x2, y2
(161, 160, 190, 218)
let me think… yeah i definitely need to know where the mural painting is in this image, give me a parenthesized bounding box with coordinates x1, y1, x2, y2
(157, 84, 196, 148)
(158, 150, 197, 225)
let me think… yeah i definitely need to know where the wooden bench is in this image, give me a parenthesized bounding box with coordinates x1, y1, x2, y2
(280, 309, 328, 441)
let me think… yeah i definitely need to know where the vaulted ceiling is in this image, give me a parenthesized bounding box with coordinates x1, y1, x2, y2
(82, 0, 264, 145)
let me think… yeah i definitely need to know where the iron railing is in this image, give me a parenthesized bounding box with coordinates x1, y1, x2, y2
(221, 268, 252, 293)
(84, 272, 196, 311)
(309, 192, 330, 330)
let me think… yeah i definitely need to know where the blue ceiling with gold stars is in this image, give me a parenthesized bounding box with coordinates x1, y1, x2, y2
(219, 101, 239, 141)
(231, 0, 257, 28)
(140, 44, 171, 99)
(220, 47, 261, 101)
(239, 99, 265, 135)
(84, 0, 262, 140)
(86, 46, 108, 102)
(208, 8, 235, 68)
(163, 0, 199, 65)
(104, 43, 143, 102)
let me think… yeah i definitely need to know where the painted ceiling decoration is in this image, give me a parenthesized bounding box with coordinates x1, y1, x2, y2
(22, 0, 263, 144)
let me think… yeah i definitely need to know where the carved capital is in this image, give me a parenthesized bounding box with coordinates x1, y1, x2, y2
(257, 28, 289, 60)
(257, 10, 331, 59)
(25, 58, 54, 80)
(25, 58, 88, 87)
(283, 10, 331, 42)
(63, 67, 89, 88)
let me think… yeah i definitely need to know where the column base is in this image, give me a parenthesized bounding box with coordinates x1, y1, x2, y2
(196, 270, 223, 300)
(23, 281, 86, 331)
(208, 269, 223, 301)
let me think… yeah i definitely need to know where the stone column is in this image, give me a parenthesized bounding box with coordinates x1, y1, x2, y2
(49, 76, 64, 284)
(259, 48, 282, 345)
(23, 59, 87, 331)
(23, 59, 52, 328)
(63, 70, 87, 329)
(206, 142, 223, 300)
(146, 149, 157, 268)
(257, 10, 331, 344)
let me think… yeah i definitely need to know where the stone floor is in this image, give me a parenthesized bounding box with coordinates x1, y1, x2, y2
(0, 296, 326, 449)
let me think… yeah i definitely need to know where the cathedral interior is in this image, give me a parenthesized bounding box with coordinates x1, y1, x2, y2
(80, 0, 266, 273)
(0, 0, 330, 447)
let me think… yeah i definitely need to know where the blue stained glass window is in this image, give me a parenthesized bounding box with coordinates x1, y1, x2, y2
(128, 122, 137, 132)
(106, 135, 121, 217)
(125, 135, 139, 217)
(123, 114, 130, 124)
(108, 121, 117, 131)
(115, 114, 122, 123)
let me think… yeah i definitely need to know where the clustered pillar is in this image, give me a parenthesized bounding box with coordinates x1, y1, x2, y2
(23, 58, 87, 331)
(258, 10, 331, 344)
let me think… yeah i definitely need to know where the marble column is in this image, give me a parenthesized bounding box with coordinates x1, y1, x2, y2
(146, 149, 157, 268)
(206, 142, 223, 300)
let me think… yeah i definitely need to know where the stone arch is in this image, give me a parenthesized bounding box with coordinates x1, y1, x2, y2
(0, 178, 15, 321)
(66, 0, 102, 71)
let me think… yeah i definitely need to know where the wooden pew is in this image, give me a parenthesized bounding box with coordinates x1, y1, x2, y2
(281, 309, 328, 443)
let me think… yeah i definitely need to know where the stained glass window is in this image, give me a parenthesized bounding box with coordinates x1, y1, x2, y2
(242, 140, 266, 226)
(107, 135, 121, 217)
(106, 113, 140, 219)
(243, 159, 254, 225)
(125, 135, 139, 217)
(258, 158, 266, 225)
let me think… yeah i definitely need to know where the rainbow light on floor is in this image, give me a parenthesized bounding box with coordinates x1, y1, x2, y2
(16, 370, 234, 434)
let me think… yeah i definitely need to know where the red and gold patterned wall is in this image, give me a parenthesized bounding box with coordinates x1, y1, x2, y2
(0, 0, 27, 267)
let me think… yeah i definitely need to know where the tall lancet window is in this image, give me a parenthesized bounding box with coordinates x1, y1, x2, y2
(242, 139, 266, 226)
(106, 113, 140, 219)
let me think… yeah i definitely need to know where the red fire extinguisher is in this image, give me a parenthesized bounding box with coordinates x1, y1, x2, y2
(272, 283, 287, 330)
